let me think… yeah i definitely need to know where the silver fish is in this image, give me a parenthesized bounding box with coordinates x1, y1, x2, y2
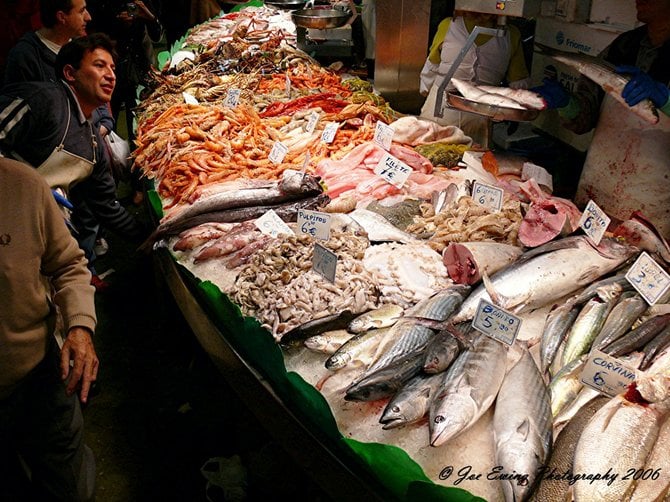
(593, 291, 648, 350)
(325, 327, 390, 371)
(344, 351, 424, 402)
(604, 314, 670, 357)
(379, 372, 444, 429)
(451, 236, 636, 324)
(540, 304, 580, 374)
(640, 324, 670, 371)
(538, 44, 659, 124)
(423, 323, 474, 374)
(629, 413, 670, 502)
(429, 334, 507, 447)
(494, 345, 552, 502)
(550, 355, 587, 417)
(478, 85, 547, 110)
(348, 304, 404, 333)
(451, 78, 526, 109)
(304, 329, 354, 355)
(561, 296, 615, 367)
(348, 208, 417, 243)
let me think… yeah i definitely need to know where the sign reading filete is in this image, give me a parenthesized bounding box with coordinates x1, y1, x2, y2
(374, 154, 413, 188)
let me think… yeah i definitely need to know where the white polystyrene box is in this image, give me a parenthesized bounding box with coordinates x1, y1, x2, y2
(534, 16, 620, 56)
(554, 0, 591, 23)
(589, 0, 640, 30)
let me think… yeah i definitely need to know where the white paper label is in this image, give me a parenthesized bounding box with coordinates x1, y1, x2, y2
(578, 200, 610, 246)
(254, 210, 294, 238)
(285, 73, 291, 97)
(472, 299, 521, 346)
(312, 243, 337, 283)
(268, 141, 289, 165)
(626, 252, 670, 305)
(321, 122, 339, 143)
(373, 121, 394, 151)
(298, 209, 332, 241)
(580, 350, 636, 397)
(305, 111, 319, 134)
(373, 154, 413, 188)
(472, 181, 504, 212)
(182, 92, 199, 105)
(301, 151, 311, 173)
(225, 88, 241, 108)
(522, 162, 553, 192)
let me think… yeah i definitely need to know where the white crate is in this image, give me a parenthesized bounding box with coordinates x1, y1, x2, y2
(554, 0, 591, 23)
(534, 16, 621, 56)
(589, 0, 640, 31)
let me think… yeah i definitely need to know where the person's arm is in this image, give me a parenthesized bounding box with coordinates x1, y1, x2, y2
(39, 174, 98, 403)
(420, 18, 452, 95)
(135, 0, 163, 42)
(92, 105, 115, 136)
(0, 95, 34, 157)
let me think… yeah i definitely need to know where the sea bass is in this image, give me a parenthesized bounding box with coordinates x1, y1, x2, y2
(538, 44, 659, 124)
(450, 236, 637, 324)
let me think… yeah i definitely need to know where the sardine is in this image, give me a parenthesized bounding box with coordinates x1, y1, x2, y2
(304, 329, 354, 354)
(550, 355, 587, 417)
(573, 389, 670, 501)
(530, 396, 610, 502)
(379, 372, 443, 429)
(493, 344, 552, 502)
(561, 296, 614, 367)
(429, 334, 507, 447)
(538, 44, 659, 124)
(604, 313, 670, 357)
(325, 327, 390, 371)
(450, 236, 636, 323)
(540, 304, 580, 374)
(348, 304, 404, 333)
(593, 291, 648, 350)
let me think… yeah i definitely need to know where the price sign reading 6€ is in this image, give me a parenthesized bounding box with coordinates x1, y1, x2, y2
(472, 181, 504, 212)
(578, 200, 610, 246)
(297, 209, 332, 241)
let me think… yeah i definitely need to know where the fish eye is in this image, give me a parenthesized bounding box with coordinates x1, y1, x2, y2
(391, 405, 400, 413)
(434, 415, 445, 423)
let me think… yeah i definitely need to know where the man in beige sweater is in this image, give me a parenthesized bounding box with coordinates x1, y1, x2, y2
(0, 157, 99, 500)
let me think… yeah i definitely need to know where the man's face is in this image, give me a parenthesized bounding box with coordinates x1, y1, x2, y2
(61, 0, 92, 38)
(636, 0, 670, 23)
(65, 48, 116, 111)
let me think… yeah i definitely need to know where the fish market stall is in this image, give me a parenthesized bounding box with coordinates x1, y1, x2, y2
(137, 5, 670, 502)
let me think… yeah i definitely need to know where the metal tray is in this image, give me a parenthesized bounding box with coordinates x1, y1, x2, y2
(292, 8, 351, 29)
(265, 0, 307, 9)
(447, 92, 540, 122)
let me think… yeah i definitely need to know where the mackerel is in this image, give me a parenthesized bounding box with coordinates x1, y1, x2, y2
(561, 296, 615, 367)
(379, 372, 443, 429)
(593, 291, 647, 350)
(640, 324, 670, 371)
(344, 350, 424, 401)
(549, 355, 587, 417)
(539, 304, 580, 374)
(604, 313, 670, 357)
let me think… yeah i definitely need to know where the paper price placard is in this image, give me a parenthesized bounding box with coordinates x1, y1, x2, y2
(373, 121, 394, 151)
(304, 111, 319, 134)
(472, 299, 521, 346)
(626, 251, 670, 305)
(268, 141, 289, 165)
(254, 210, 294, 238)
(472, 182, 504, 212)
(374, 153, 413, 188)
(321, 122, 339, 144)
(297, 209, 332, 241)
(312, 243, 337, 283)
(225, 88, 241, 108)
(182, 92, 199, 105)
(580, 350, 636, 397)
(578, 200, 610, 246)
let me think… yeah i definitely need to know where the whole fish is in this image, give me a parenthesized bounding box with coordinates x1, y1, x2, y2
(629, 413, 670, 502)
(304, 329, 354, 355)
(561, 296, 615, 367)
(348, 208, 417, 243)
(566, 272, 633, 307)
(530, 395, 610, 502)
(281, 309, 357, 343)
(478, 85, 547, 110)
(325, 327, 390, 371)
(344, 351, 424, 402)
(348, 304, 404, 333)
(442, 241, 523, 285)
(538, 44, 659, 124)
(540, 304, 580, 374)
(573, 389, 670, 501)
(429, 334, 507, 447)
(451, 78, 526, 109)
(640, 324, 670, 371)
(550, 355, 587, 417)
(379, 372, 444, 429)
(172, 222, 236, 251)
(423, 323, 475, 374)
(593, 291, 648, 350)
(604, 313, 670, 357)
(450, 236, 636, 324)
(493, 345, 552, 502)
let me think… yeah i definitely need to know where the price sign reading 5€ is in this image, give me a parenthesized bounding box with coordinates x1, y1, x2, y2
(374, 153, 413, 188)
(312, 243, 337, 283)
(472, 299, 522, 346)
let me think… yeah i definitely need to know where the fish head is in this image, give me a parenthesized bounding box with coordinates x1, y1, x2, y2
(304, 336, 326, 351)
(379, 403, 411, 430)
(325, 352, 351, 371)
(429, 411, 470, 447)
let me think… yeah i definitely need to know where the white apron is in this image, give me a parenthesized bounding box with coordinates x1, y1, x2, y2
(575, 96, 670, 238)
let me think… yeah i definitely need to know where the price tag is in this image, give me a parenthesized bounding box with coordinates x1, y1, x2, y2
(182, 92, 199, 105)
(580, 350, 636, 397)
(321, 122, 339, 143)
(285, 73, 291, 98)
(298, 209, 332, 241)
(472, 299, 521, 346)
(626, 251, 670, 305)
(578, 200, 610, 246)
(301, 151, 311, 173)
(374, 153, 413, 188)
(522, 162, 553, 193)
(304, 111, 319, 134)
(269, 141, 289, 165)
(254, 210, 294, 238)
(225, 88, 241, 108)
(471, 181, 504, 212)
(373, 121, 394, 151)
(312, 243, 337, 283)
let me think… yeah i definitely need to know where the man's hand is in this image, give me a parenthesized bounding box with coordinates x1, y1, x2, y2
(60, 327, 99, 403)
(617, 65, 670, 108)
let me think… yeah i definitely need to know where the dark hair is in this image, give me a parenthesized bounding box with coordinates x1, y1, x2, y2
(55, 33, 117, 79)
(40, 0, 74, 28)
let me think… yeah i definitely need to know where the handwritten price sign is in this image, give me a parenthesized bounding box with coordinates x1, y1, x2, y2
(304, 111, 319, 134)
(312, 243, 337, 283)
(254, 210, 294, 238)
(373, 121, 394, 151)
(321, 122, 339, 144)
(297, 209, 331, 241)
(472, 182, 503, 212)
(581, 350, 636, 397)
(269, 141, 289, 165)
(225, 88, 241, 108)
(626, 252, 670, 305)
(578, 200, 610, 245)
(374, 153, 413, 188)
(472, 299, 521, 346)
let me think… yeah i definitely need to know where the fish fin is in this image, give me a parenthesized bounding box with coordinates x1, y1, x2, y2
(482, 272, 529, 312)
(516, 418, 531, 440)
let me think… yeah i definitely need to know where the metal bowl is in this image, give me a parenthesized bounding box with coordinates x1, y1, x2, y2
(292, 8, 351, 29)
(446, 92, 540, 122)
(265, 0, 307, 10)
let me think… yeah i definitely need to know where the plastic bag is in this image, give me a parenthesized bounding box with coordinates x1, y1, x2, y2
(103, 131, 131, 178)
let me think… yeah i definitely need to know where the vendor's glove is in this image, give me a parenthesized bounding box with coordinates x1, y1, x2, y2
(530, 78, 570, 109)
(617, 65, 670, 107)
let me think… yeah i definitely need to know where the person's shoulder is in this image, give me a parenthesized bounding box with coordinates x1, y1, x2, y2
(0, 157, 42, 185)
(8, 31, 42, 54)
(2, 80, 61, 99)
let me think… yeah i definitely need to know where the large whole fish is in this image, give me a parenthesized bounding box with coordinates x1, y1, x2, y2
(561, 296, 616, 367)
(537, 44, 659, 125)
(628, 413, 670, 501)
(593, 291, 648, 350)
(450, 236, 637, 324)
(451, 78, 526, 109)
(379, 372, 444, 429)
(540, 304, 580, 374)
(429, 334, 507, 447)
(493, 344, 552, 502)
